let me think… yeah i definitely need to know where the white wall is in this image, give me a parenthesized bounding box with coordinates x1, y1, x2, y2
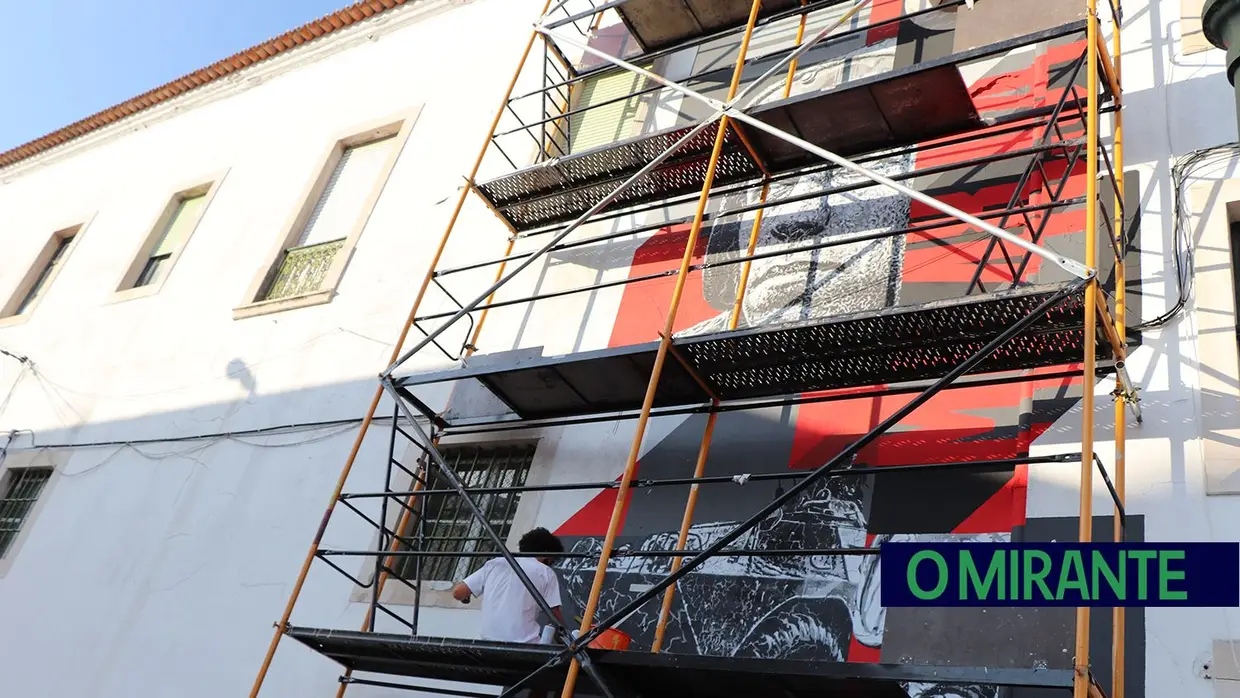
(1, 0, 1239, 697)
(0, 1, 554, 696)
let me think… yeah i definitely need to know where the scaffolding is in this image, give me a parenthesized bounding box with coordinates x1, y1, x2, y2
(248, 0, 1133, 696)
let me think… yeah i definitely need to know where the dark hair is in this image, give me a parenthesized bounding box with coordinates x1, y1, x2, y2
(518, 527, 564, 555)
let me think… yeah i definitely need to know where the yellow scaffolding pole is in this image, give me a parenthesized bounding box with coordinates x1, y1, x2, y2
(649, 0, 808, 653)
(245, 2, 555, 695)
(334, 229, 519, 698)
(558, 1, 768, 694)
(1074, 2, 1102, 698)
(1109, 0, 1127, 696)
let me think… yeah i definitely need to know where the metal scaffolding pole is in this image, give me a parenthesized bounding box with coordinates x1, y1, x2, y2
(649, 5, 806, 649)
(1109, 1, 1128, 696)
(1074, 2, 1103, 696)
(556, 2, 767, 694)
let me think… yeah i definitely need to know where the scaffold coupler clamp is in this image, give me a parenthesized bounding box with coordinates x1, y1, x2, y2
(1111, 360, 1144, 424)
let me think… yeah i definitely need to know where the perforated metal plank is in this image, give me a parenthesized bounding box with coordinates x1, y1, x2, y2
(678, 283, 1100, 401)
(286, 628, 1076, 697)
(616, 0, 803, 51)
(477, 122, 761, 232)
(476, 23, 1089, 234)
(396, 285, 1098, 423)
(394, 341, 713, 421)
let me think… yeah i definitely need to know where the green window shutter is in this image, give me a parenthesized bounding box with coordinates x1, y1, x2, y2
(568, 65, 651, 153)
(152, 193, 208, 257)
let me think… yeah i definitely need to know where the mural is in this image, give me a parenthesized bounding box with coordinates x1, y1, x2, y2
(546, 3, 1144, 698)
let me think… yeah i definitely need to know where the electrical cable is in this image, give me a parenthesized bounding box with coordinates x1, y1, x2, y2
(1133, 142, 1240, 332)
(6, 414, 403, 453)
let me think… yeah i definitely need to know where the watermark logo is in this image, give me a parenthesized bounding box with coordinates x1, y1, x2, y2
(880, 543, 1240, 607)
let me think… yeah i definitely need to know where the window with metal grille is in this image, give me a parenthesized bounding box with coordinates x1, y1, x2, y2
(396, 443, 537, 584)
(261, 135, 396, 301)
(0, 468, 51, 558)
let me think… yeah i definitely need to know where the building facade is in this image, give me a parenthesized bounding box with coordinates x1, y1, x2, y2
(0, 0, 1238, 696)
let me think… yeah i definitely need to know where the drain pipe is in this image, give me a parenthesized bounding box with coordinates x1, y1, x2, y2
(1205, 0, 1240, 136)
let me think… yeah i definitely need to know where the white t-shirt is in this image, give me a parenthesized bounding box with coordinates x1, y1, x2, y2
(463, 557, 562, 643)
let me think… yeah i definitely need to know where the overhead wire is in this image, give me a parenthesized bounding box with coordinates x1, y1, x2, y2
(1135, 141, 1240, 331)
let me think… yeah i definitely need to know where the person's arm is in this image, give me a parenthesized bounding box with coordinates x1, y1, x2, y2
(456, 562, 488, 604)
(542, 571, 565, 626)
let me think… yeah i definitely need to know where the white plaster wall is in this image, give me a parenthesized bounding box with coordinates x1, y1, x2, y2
(0, 0, 1239, 697)
(0, 1, 575, 696)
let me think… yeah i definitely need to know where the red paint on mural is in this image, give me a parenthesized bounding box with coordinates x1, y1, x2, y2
(866, 0, 905, 44)
(555, 475, 635, 537)
(607, 224, 717, 348)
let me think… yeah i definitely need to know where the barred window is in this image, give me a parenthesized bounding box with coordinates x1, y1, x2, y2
(398, 443, 536, 583)
(0, 468, 52, 558)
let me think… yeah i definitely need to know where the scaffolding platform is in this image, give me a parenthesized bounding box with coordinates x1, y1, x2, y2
(615, 0, 805, 52)
(287, 627, 1079, 697)
(397, 281, 1106, 422)
(480, 20, 1087, 233)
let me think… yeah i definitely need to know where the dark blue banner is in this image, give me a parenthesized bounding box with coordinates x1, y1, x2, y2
(880, 542, 1240, 607)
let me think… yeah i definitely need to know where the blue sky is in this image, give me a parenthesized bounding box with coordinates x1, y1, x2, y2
(0, 0, 351, 153)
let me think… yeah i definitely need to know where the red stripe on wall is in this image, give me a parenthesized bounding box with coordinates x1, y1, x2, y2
(608, 225, 717, 348)
(554, 475, 635, 537)
(866, 0, 904, 44)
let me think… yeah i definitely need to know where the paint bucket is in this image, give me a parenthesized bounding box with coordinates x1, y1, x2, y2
(587, 628, 632, 651)
(539, 625, 557, 645)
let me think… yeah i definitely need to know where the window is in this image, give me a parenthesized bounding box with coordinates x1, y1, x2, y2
(261, 135, 398, 301)
(123, 189, 210, 292)
(1182, 0, 1213, 55)
(397, 443, 537, 583)
(0, 468, 51, 558)
(1230, 222, 1240, 342)
(567, 65, 651, 154)
(2, 226, 79, 320)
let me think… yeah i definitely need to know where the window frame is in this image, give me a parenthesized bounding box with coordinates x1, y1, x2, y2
(1181, 0, 1215, 56)
(234, 107, 422, 320)
(111, 171, 228, 303)
(0, 449, 62, 578)
(0, 219, 91, 327)
(393, 441, 538, 584)
(355, 432, 548, 610)
(1190, 181, 1240, 495)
